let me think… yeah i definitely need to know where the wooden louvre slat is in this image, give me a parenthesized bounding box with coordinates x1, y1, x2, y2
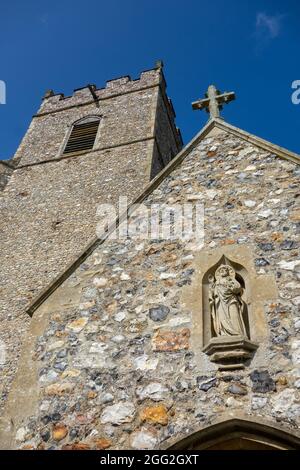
(63, 120, 100, 154)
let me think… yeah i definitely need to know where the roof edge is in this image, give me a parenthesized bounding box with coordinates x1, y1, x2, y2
(214, 119, 300, 165)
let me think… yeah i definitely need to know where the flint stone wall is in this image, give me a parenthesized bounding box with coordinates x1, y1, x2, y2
(2, 128, 299, 449)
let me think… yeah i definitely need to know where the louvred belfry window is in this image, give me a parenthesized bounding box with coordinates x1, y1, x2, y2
(63, 117, 100, 154)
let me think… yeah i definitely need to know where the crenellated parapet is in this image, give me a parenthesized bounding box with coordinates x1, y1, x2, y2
(37, 69, 163, 115)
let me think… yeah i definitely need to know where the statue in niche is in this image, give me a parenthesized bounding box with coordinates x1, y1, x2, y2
(208, 264, 248, 338)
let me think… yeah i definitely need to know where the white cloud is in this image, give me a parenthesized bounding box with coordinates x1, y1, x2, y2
(255, 12, 284, 40)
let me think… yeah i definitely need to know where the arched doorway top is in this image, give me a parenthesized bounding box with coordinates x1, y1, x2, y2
(162, 413, 300, 450)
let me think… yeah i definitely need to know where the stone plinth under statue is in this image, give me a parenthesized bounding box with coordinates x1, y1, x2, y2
(202, 335, 258, 370)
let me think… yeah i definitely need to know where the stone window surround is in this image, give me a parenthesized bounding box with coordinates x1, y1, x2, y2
(58, 114, 103, 158)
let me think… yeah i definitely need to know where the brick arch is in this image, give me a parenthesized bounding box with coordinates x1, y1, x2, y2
(72, 115, 101, 125)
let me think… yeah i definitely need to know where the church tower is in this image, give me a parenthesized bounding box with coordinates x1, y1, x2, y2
(0, 64, 182, 416)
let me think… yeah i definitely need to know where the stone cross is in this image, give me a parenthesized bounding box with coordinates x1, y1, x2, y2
(192, 85, 235, 119)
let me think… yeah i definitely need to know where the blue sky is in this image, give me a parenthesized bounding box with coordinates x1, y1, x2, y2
(0, 0, 300, 159)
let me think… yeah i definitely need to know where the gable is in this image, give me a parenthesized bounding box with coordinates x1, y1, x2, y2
(27, 118, 300, 316)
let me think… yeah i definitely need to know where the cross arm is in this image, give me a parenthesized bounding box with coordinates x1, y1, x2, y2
(192, 98, 210, 110)
(216, 91, 235, 104)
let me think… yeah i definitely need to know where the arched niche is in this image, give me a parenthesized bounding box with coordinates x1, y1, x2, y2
(181, 245, 278, 370)
(201, 255, 258, 370)
(202, 255, 251, 346)
(163, 417, 300, 450)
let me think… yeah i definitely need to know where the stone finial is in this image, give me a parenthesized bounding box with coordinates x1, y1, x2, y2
(43, 89, 55, 100)
(155, 60, 164, 69)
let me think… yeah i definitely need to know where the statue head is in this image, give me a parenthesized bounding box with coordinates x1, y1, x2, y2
(215, 264, 235, 280)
